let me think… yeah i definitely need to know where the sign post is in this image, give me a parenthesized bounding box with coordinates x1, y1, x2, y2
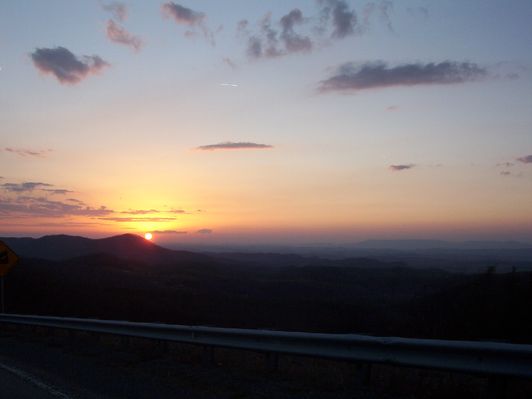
(0, 241, 19, 313)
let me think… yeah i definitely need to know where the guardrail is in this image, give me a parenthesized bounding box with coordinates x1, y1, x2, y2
(1, 313, 532, 379)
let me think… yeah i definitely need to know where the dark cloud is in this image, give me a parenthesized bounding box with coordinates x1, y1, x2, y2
(319, 61, 487, 93)
(385, 105, 399, 111)
(243, 9, 312, 60)
(197, 229, 213, 234)
(31, 47, 109, 84)
(196, 142, 273, 151)
(162, 2, 216, 45)
(162, 2, 205, 25)
(106, 20, 142, 51)
(2, 182, 52, 192)
(500, 171, 511, 176)
(3, 147, 52, 158)
(389, 164, 415, 171)
(319, 0, 358, 39)
(280, 9, 313, 53)
(102, 2, 127, 21)
(517, 155, 532, 164)
(98, 217, 176, 222)
(152, 230, 188, 235)
(0, 196, 112, 218)
(496, 162, 514, 168)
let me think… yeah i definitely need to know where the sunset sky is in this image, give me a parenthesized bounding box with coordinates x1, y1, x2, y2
(1, 1, 531, 244)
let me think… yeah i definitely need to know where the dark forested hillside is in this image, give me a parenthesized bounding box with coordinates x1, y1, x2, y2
(5, 251, 532, 343)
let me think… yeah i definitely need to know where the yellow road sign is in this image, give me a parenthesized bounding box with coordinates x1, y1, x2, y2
(0, 241, 19, 277)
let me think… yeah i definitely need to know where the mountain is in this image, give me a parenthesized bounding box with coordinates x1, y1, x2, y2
(0, 234, 210, 264)
(353, 239, 532, 251)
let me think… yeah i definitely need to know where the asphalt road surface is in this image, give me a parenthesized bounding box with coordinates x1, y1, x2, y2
(0, 330, 390, 399)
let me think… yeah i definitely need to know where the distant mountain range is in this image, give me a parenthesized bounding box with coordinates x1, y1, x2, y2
(0, 234, 210, 264)
(353, 239, 532, 251)
(2, 234, 532, 272)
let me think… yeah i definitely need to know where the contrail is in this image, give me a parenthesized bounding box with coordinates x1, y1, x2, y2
(220, 83, 239, 87)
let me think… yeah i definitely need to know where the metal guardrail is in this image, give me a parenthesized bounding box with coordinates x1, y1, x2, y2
(1, 313, 532, 379)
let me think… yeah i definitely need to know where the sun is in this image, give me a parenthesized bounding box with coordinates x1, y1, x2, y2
(144, 232, 153, 241)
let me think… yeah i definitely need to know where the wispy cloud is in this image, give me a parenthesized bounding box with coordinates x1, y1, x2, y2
(389, 164, 415, 171)
(3, 147, 52, 158)
(318, 0, 358, 39)
(162, 2, 215, 44)
(196, 142, 273, 151)
(106, 20, 143, 51)
(120, 209, 160, 215)
(98, 217, 176, 222)
(517, 155, 532, 164)
(496, 162, 515, 168)
(222, 57, 237, 69)
(197, 229, 213, 234)
(0, 196, 112, 218)
(2, 182, 52, 192)
(318, 61, 487, 93)
(31, 47, 109, 84)
(162, 2, 205, 25)
(152, 230, 188, 235)
(42, 189, 74, 195)
(242, 9, 313, 60)
(102, 1, 127, 21)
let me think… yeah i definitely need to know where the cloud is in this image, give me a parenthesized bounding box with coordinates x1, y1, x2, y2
(280, 9, 313, 53)
(152, 230, 188, 235)
(3, 147, 52, 158)
(197, 229, 213, 234)
(102, 2, 127, 21)
(66, 198, 85, 205)
(517, 155, 532, 164)
(169, 209, 186, 214)
(496, 162, 514, 168)
(362, 1, 394, 33)
(162, 2, 205, 25)
(389, 164, 415, 171)
(162, 2, 216, 45)
(196, 142, 273, 151)
(0, 196, 112, 218)
(106, 20, 142, 51)
(222, 57, 237, 69)
(242, 9, 312, 60)
(42, 189, 74, 195)
(319, 0, 358, 39)
(500, 171, 511, 176)
(318, 61, 488, 93)
(120, 209, 160, 215)
(98, 217, 176, 222)
(2, 182, 52, 192)
(385, 105, 399, 111)
(31, 47, 109, 84)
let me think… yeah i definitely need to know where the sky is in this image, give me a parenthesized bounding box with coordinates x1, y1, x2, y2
(1, 0, 531, 244)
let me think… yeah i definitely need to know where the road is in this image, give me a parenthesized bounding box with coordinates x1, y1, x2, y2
(0, 330, 389, 399)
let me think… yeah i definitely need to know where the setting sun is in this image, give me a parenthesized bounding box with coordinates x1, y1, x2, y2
(144, 232, 153, 241)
